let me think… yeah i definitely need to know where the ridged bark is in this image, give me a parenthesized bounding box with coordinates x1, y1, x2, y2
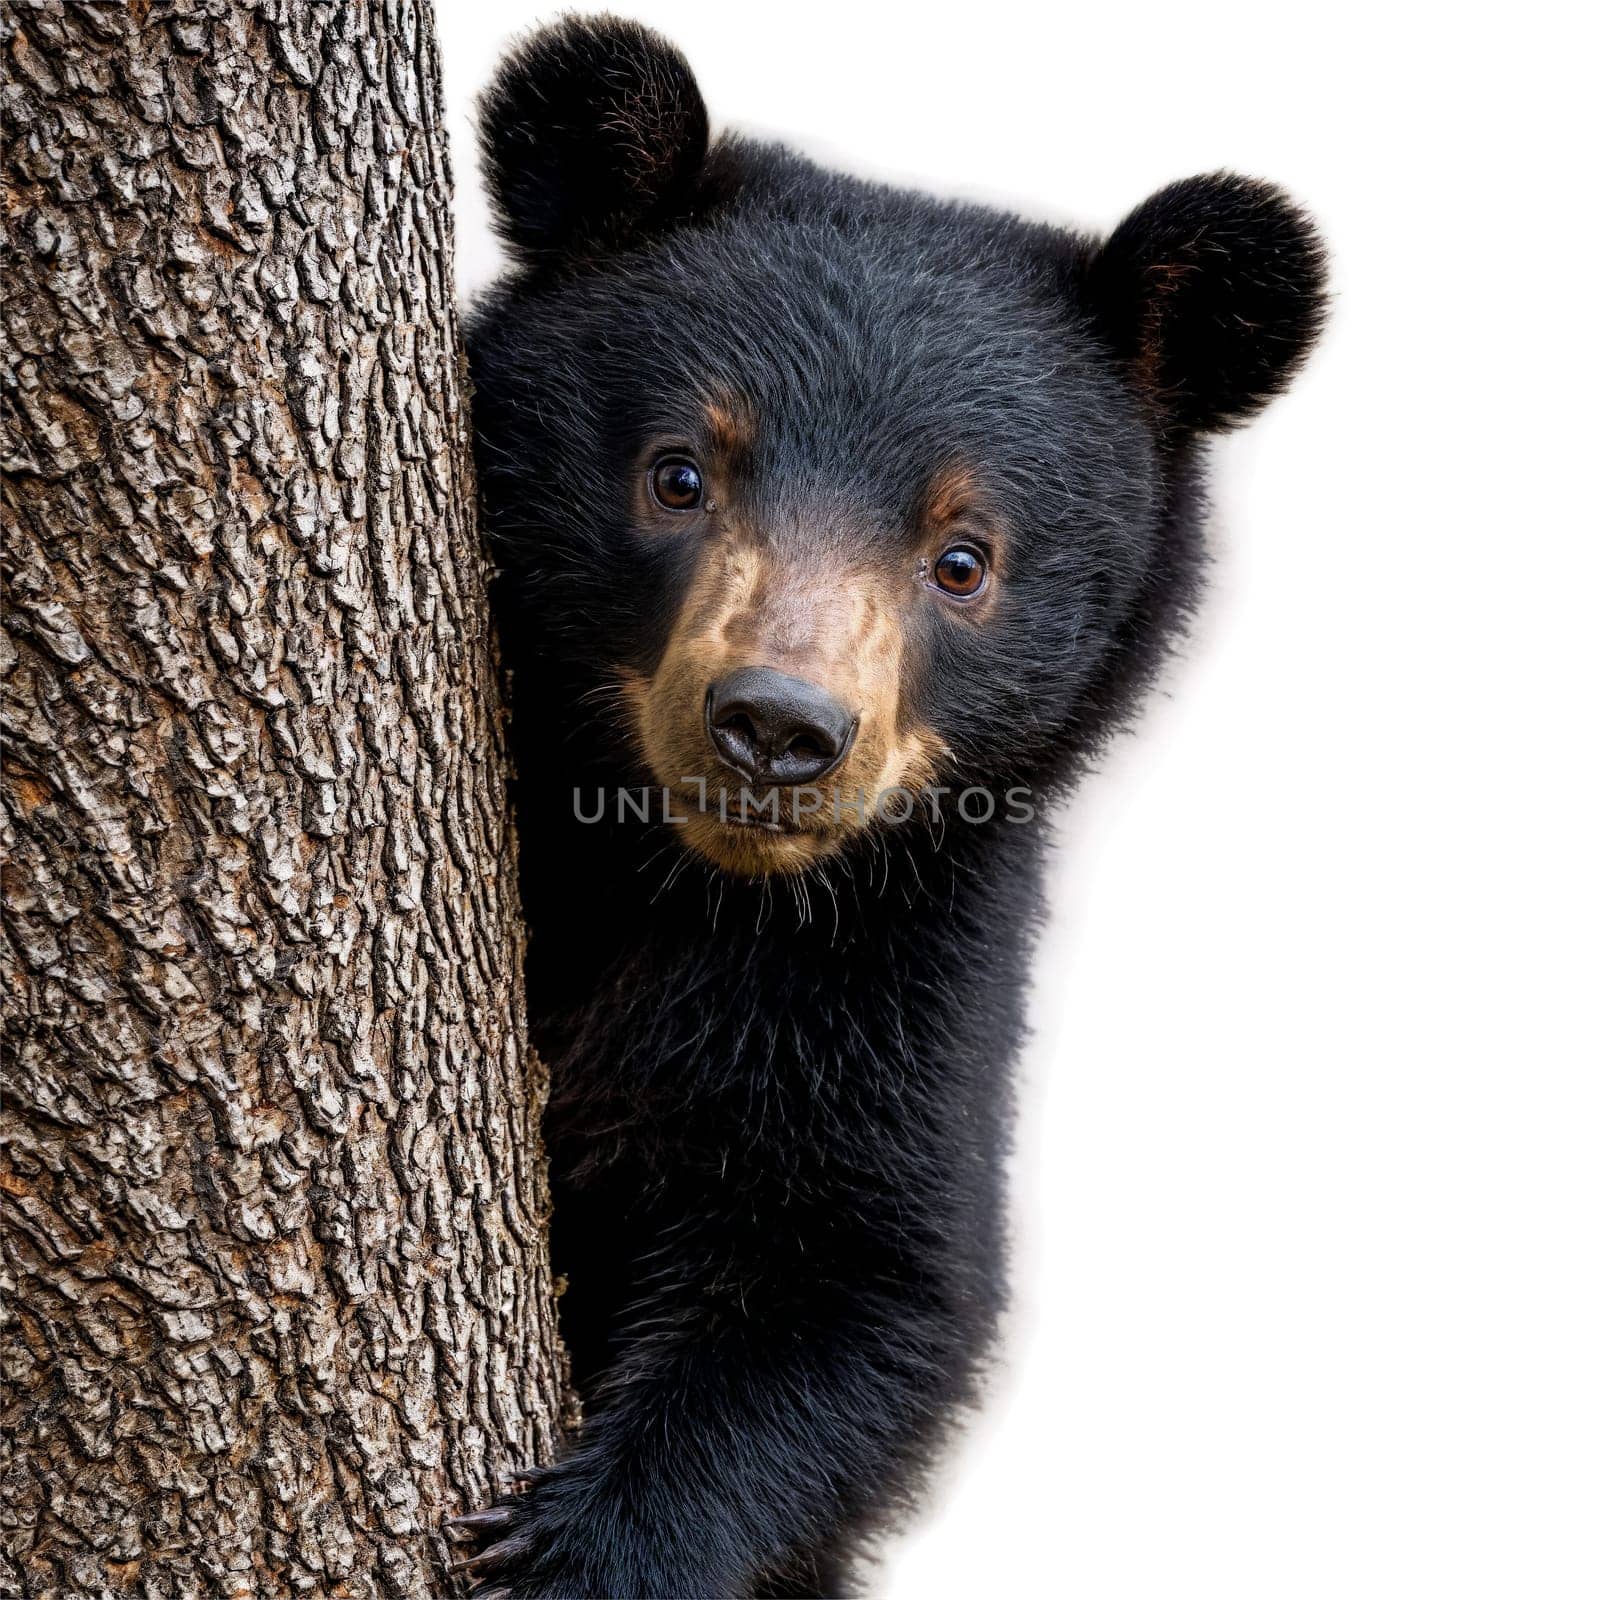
(0, 3, 561, 1596)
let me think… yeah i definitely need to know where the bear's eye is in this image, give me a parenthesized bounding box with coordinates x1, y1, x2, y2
(931, 545, 987, 599)
(650, 454, 704, 512)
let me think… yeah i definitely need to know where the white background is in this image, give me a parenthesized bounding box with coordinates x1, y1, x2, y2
(434, 6, 1599, 1595)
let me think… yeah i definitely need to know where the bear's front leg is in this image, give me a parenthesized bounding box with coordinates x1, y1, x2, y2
(449, 1218, 968, 1599)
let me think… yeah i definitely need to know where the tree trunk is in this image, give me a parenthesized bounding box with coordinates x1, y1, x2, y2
(0, 3, 562, 1597)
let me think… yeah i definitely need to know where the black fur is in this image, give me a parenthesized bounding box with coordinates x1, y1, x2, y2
(455, 17, 1326, 1598)
(1086, 171, 1328, 433)
(476, 16, 709, 267)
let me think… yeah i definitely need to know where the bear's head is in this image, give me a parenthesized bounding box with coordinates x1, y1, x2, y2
(469, 17, 1326, 877)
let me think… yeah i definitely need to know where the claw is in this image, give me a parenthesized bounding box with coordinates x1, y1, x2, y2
(449, 1535, 527, 1578)
(446, 1504, 519, 1541)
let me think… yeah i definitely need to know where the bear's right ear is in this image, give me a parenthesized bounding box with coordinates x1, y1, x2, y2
(477, 16, 710, 266)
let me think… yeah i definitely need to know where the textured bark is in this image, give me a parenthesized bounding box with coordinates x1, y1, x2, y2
(0, 3, 562, 1597)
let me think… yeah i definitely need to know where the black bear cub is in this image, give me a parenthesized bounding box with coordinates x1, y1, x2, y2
(453, 16, 1325, 1598)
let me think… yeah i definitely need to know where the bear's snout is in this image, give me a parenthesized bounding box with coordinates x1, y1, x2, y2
(705, 666, 858, 786)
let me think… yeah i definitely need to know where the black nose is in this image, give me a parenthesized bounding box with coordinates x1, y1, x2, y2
(706, 667, 856, 785)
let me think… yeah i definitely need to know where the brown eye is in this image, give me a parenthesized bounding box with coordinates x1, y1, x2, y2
(932, 544, 987, 598)
(650, 455, 703, 511)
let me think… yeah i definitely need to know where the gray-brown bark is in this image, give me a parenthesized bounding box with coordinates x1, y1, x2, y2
(0, 2, 562, 1596)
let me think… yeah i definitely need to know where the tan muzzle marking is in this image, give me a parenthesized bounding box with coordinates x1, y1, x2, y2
(624, 531, 938, 873)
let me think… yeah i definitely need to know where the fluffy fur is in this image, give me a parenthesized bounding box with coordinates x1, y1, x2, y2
(454, 16, 1326, 1597)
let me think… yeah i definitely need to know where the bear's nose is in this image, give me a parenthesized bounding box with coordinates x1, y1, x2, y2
(705, 667, 857, 786)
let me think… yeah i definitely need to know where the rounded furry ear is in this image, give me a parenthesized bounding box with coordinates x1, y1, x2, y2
(477, 16, 709, 264)
(1085, 173, 1328, 434)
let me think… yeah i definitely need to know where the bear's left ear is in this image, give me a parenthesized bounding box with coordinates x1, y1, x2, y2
(1083, 173, 1328, 434)
(477, 16, 710, 266)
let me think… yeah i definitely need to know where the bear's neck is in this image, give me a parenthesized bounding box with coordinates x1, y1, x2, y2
(515, 755, 1049, 1070)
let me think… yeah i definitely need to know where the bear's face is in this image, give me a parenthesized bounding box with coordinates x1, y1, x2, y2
(470, 19, 1326, 877)
(492, 225, 1159, 875)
